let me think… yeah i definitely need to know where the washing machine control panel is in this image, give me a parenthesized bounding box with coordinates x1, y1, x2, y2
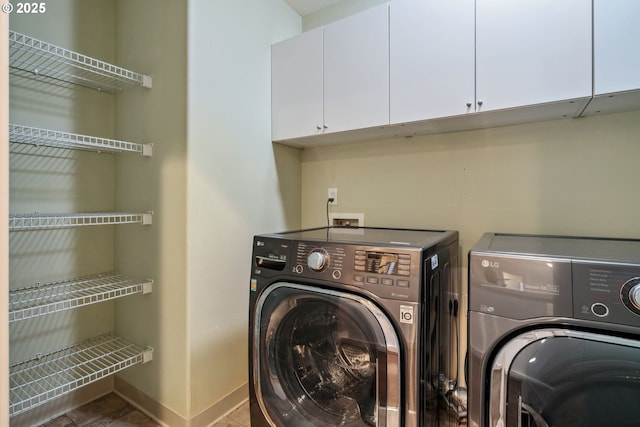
(292, 241, 421, 300)
(293, 242, 346, 279)
(252, 235, 439, 301)
(573, 261, 640, 327)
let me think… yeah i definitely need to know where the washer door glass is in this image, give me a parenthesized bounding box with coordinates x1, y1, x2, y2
(492, 330, 640, 427)
(253, 283, 401, 427)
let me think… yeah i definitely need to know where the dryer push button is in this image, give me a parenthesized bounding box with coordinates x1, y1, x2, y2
(591, 302, 609, 317)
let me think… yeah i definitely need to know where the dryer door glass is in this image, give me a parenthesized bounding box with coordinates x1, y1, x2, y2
(253, 283, 401, 427)
(498, 331, 640, 427)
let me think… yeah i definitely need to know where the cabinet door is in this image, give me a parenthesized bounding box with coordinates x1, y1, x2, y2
(476, 0, 592, 112)
(594, 0, 640, 95)
(271, 27, 323, 141)
(390, 0, 475, 123)
(324, 3, 389, 134)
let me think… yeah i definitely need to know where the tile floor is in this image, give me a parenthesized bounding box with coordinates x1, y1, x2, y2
(210, 401, 251, 427)
(37, 393, 251, 427)
(38, 393, 466, 426)
(38, 393, 160, 427)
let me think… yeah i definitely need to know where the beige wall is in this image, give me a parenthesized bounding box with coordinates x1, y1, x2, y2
(301, 111, 640, 377)
(113, 0, 189, 420)
(297, 0, 640, 282)
(301, 111, 640, 248)
(187, 0, 301, 419)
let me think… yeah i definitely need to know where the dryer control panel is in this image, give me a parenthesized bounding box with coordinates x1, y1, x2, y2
(573, 261, 640, 327)
(470, 233, 640, 330)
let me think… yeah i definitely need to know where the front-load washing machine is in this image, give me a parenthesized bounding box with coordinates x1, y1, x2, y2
(248, 226, 461, 427)
(468, 233, 640, 427)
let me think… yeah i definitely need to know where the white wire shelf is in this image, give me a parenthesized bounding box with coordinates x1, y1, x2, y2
(9, 273, 153, 323)
(9, 333, 153, 417)
(9, 30, 152, 93)
(9, 212, 153, 231)
(10, 124, 153, 156)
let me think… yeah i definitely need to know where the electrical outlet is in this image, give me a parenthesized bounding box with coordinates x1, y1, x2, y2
(328, 188, 338, 206)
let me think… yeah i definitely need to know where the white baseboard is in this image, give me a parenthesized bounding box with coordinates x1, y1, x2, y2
(114, 376, 249, 427)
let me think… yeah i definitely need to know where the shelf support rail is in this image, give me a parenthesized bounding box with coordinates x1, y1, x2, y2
(9, 124, 153, 156)
(9, 212, 153, 231)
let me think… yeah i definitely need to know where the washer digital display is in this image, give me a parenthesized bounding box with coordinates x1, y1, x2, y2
(366, 252, 399, 275)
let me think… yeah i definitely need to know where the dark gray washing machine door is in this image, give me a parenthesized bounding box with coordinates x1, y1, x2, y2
(489, 329, 640, 427)
(253, 283, 401, 427)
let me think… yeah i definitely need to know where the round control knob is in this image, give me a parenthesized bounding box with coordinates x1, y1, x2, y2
(307, 250, 328, 272)
(629, 284, 640, 311)
(621, 277, 640, 315)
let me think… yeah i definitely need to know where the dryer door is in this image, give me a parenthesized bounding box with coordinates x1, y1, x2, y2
(253, 283, 401, 427)
(489, 329, 640, 427)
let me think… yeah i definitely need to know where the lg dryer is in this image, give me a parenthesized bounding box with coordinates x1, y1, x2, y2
(468, 233, 640, 427)
(249, 227, 461, 427)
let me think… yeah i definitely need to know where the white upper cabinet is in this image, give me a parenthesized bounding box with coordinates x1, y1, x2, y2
(271, 4, 389, 142)
(475, 0, 592, 112)
(272, 0, 607, 145)
(582, 0, 640, 116)
(323, 3, 390, 134)
(593, 0, 640, 95)
(271, 27, 324, 141)
(390, 0, 475, 123)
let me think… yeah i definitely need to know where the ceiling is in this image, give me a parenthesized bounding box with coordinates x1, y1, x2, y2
(283, 0, 346, 15)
